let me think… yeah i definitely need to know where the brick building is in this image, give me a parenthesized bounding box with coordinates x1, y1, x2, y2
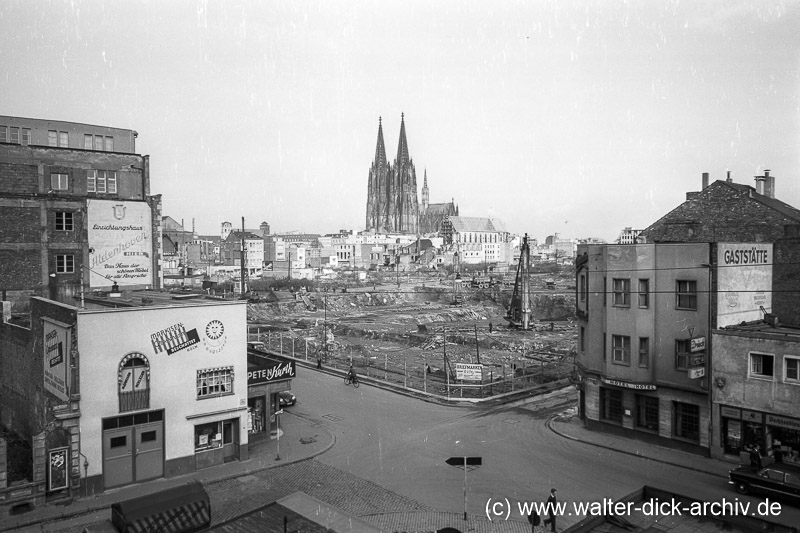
(0, 115, 162, 312)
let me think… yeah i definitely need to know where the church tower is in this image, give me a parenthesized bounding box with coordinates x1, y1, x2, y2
(421, 169, 429, 211)
(365, 114, 419, 234)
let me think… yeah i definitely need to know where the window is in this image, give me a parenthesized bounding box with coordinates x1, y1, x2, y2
(55, 254, 74, 273)
(49, 130, 58, 146)
(750, 353, 774, 379)
(197, 367, 234, 399)
(21, 128, 31, 145)
(195, 421, 222, 451)
(638, 279, 649, 308)
(599, 387, 623, 423)
(55, 212, 73, 231)
(612, 335, 631, 365)
(580, 326, 585, 352)
(50, 173, 69, 190)
(10, 127, 20, 143)
(674, 402, 700, 441)
(612, 278, 630, 307)
(603, 277, 607, 306)
(786, 357, 800, 382)
(675, 339, 690, 370)
(676, 280, 697, 310)
(118, 354, 150, 412)
(87, 170, 118, 194)
(104, 136, 114, 151)
(84, 134, 93, 149)
(0, 125, 7, 142)
(94, 135, 103, 150)
(635, 395, 659, 431)
(639, 337, 649, 368)
(59, 131, 68, 147)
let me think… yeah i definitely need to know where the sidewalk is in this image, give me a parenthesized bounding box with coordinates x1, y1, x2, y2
(1, 410, 335, 532)
(546, 406, 735, 479)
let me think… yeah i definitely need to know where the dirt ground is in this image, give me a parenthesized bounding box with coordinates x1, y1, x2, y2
(248, 277, 578, 396)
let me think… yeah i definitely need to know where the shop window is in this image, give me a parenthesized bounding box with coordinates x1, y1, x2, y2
(197, 367, 234, 399)
(635, 395, 658, 431)
(673, 402, 700, 442)
(612, 335, 631, 365)
(676, 280, 697, 310)
(612, 278, 630, 307)
(195, 421, 222, 451)
(118, 354, 150, 412)
(750, 353, 774, 379)
(599, 387, 623, 423)
(785, 356, 800, 383)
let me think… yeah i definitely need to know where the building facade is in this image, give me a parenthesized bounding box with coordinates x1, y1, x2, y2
(0, 115, 162, 312)
(440, 216, 512, 265)
(575, 242, 714, 454)
(712, 322, 800, 465)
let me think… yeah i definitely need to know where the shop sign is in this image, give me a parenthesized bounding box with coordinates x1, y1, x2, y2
(688, 367, 705, 379)
(720, 406, 741, 419)
(766, 413, 800, 431)
(48, 448, 69, 492)
(690, 336, 706, 352)
(601, 377, 656, 390)
(151, 322, 200, 355)
(742, 410, 762, 423)
(248, 359, 296, 385)
(456, 363, 483, 381)
(689, 354, 705, 366)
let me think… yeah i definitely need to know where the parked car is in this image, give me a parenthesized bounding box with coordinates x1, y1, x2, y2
(728, 463, 800, 505)
(278, 391, 296, 407)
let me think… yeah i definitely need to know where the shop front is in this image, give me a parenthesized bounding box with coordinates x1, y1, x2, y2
(247, 354, 296, 442)
(720, 405, 800, 466)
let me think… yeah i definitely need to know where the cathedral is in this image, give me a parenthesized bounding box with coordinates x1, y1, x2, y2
(365, 114, 458, 235)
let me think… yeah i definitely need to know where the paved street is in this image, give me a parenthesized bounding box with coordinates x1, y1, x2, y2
(6, 367, 800, 532)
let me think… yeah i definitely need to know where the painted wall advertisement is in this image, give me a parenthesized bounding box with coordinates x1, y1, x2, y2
(717, 243, 772, 327)
(43, 319, 70, 402)
(88, 199, 153, 288)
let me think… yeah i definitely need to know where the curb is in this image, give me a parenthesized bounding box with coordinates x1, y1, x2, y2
(545, 416, 729, 479)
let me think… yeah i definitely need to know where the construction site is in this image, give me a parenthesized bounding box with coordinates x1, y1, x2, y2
(247, 237, 579, 399)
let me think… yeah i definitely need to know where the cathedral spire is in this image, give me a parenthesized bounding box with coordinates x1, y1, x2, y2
(396, 112, 410, 166)
(374, 116, 387, 168)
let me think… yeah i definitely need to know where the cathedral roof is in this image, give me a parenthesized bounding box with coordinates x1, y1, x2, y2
(396, 113, 410, 166)
(424, 203, 457, 215)
(446, 216, 507, 233)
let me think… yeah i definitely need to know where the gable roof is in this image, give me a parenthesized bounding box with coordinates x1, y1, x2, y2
(447, 216, 507, 233)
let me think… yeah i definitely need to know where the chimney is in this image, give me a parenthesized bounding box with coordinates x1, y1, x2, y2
(702, 172, 709, 189)
(754, 174, 765, 195)
(726, 170, 732, 182)
(763, 169, 776, 199)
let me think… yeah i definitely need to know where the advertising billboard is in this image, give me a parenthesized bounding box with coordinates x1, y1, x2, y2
(43, 318, 70, 402)
(88, 199, 153, 288)
(717, 243, 772, 327)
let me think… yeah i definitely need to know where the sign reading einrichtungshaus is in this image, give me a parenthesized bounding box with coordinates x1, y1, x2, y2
(88, 199, 153, 288)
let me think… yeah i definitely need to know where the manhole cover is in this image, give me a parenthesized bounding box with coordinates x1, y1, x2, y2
(322, 414, 343, 422)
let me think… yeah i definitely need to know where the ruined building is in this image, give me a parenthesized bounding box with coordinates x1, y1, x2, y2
(365, 115, 457, 235)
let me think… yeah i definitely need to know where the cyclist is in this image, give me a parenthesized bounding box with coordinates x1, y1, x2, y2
(347, 364, 358, 385)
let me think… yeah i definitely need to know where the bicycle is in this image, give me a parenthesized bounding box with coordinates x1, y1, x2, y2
(344, 374, 360, 388)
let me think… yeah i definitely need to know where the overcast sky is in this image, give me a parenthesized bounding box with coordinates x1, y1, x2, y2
(2, 1, 799, 242)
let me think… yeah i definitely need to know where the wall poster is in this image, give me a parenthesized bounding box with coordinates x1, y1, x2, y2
(43, 318, 70, 402)
(87, 199, 153, 288)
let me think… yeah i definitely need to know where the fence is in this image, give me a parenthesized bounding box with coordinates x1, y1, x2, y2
(248, 329, 574, 399)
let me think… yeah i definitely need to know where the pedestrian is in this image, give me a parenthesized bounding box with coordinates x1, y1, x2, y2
(543, 488, 557, 532)
(749, 444, 762, 469)
(489, 322, 493, 333)
(773, 440, 784, 463)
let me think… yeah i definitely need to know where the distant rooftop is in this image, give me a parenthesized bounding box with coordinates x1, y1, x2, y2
(78, 289, 243, 311)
